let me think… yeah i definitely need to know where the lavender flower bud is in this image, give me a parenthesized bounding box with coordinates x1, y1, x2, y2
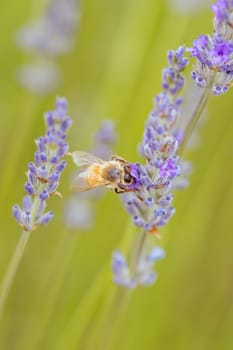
(36, 211, 54, 225)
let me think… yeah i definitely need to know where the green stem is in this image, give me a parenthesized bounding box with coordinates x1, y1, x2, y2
(130, 230, 147, 276)
(0, 230, 31, 320)
(179, 88, 209, 155)
(94, 230, 147, 350)
(100, 287, 130, 350)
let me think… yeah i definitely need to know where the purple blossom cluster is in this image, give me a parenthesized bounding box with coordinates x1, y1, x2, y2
(16, 0, 79, 56)
(212, 0, 233, 38)
(189, 0, 233, 95)
(169, 0, 209, 15)
(112, 247, 165, 288)
(122, 47, 188, 234)
(15, 0, 80, 95)
(17, 63, 61, 96)
(91, 120, 117, 160)
(12, 98, 72, 231)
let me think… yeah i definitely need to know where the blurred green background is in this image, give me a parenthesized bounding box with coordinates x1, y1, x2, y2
(1, 0, 233, 349)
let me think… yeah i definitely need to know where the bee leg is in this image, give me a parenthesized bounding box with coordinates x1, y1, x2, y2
(110, 155, 126, 163)
(114, 187, 125, 194)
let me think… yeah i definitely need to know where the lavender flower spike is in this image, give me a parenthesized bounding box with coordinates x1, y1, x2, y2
(123, 46, 188, 235)
(12, 97, 72, 231)
(113, 47, 187, 288)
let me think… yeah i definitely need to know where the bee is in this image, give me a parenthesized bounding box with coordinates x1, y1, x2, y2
(70, 151, 136, 193)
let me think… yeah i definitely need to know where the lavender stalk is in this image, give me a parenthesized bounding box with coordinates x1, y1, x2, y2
(179, 87, 209, 154)
(0, 230, 30, 319)
(0, 98, 72, 319)
(112, 46, 188, 288)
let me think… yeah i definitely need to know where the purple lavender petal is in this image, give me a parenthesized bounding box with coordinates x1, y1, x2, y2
(55, 160, 66, 173)
(22, 196, 33, 212)
(24, 182, 35, 195)
(28, 162, 37, 175)
(146, 248, 166, 262)
(56, 97, 68, 111)
(37, 211, 54, 225)
(133, 216, 145, 228)
(39, 190, 49, 201)
(12, 205, 23, 225)
(112, 251, 127, 274)
(139, 271, 157, 286)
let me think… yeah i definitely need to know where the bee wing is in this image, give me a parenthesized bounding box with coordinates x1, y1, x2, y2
(70, 170, 110, 192)
(71, 151, 106, 169)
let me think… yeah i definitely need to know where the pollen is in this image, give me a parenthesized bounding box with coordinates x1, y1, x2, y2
(148, 225, 160, 237)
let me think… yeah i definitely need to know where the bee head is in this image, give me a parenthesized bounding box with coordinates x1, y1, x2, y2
(117, 164, 141, 192)
(123, 165, 135, 185)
